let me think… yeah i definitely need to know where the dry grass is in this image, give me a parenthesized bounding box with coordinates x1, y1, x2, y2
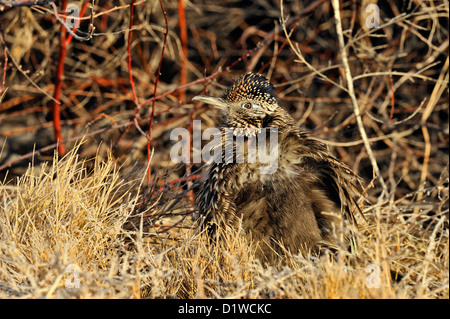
(0, 145, 447, 298)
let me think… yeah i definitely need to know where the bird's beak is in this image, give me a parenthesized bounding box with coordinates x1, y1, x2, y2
(192, 95, 228, 110)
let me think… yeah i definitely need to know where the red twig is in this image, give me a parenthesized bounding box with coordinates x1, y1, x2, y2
(52, 0, 68, 156)
(178, 0, 193, 204)
(178, 0, 188, 102)
(118, 0, 138, 156)
(100, 1, 110, 32)
(147, 0, 169, 182)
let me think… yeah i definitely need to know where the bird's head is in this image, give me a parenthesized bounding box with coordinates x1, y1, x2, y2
(192, 72, 283, 133)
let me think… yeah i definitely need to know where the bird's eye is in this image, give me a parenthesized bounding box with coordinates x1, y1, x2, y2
(242, 102, 252, 109)
(242, 102, 260, 109)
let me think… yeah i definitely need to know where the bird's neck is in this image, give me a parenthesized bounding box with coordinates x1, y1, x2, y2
(262, 108, 295, 130)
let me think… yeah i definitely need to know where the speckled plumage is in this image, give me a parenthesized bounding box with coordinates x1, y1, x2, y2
(193, 72, 364, 262)
(224, 72, 278, 111)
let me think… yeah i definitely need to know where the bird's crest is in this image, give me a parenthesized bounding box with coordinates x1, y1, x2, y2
(224, 72, 278, 111)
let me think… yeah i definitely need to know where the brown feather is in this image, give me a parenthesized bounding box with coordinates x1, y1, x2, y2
(194, 72, 365, 261)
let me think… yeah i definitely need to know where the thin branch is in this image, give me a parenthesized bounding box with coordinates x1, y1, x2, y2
(52, 0, 68, 156)
(314, 126, 419, 147)
(330, 0, 388, 196)
(0, 25, 7, 97)
(127, 0, 138, 106)
(147, 0, 169, 182)
(415, 56, 449, 210)
(279, 3, 349, 94)
(178, 0, 188, 102)
(4, 46, 58, 103)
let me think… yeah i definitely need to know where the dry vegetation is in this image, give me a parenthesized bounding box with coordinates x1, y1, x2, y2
(0, 0, 448, 298)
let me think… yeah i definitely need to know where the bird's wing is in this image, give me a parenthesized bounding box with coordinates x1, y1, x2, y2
(286, 128, 367, 226)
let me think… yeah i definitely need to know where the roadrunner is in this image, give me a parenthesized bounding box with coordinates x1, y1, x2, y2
(193, 72, 364, 261)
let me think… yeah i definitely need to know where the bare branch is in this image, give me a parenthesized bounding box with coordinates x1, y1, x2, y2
(331, 0, 388, 196)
